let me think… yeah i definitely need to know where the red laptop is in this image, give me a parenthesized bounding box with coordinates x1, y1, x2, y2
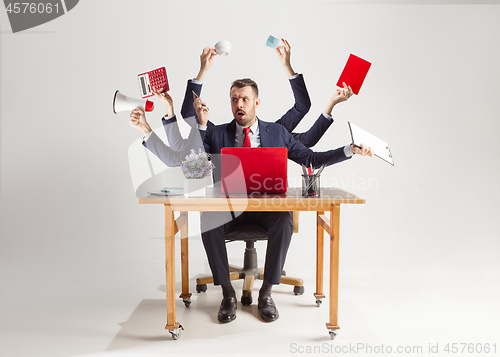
(220, 147, 288, 194)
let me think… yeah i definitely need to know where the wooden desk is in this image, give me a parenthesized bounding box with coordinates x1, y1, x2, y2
(139, 187, 365, 340)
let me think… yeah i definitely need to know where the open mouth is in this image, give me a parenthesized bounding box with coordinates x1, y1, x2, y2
(236, 110, 245, 119)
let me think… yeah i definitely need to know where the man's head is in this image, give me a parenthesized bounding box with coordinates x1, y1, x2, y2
(230, 78, 260, 127)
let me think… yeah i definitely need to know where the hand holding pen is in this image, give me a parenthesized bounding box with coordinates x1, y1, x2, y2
(192, 91, 210, 126)
(192, 90, 209, 111)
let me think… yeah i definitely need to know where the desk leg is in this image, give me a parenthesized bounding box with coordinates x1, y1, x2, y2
(179, 212, 192, 307)
(164, 205, 181, 338)
(314, 211, 326, 307)
(326, 205, 340, 340)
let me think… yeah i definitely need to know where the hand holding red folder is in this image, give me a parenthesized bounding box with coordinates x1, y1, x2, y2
(336, 54, 371, 95)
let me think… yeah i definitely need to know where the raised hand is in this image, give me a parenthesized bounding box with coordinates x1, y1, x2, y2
(324, 82, 354, 116)
(275, 39, 295, 77)
(195, 47, 218, 82)
(152, 87, 174, 117)
(331, 82, 353, 105)
(192, 93, 209, 126)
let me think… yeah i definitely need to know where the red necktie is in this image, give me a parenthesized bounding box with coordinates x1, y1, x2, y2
(243, 127, 251, 148)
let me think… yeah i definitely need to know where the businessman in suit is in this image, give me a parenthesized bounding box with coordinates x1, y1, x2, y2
(194, 78, 372, 323)
(139, 39, 352, 168)
(162, 40, 335, 151)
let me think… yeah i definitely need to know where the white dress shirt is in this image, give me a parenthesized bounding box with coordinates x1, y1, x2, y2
(234, 119, 261, 148)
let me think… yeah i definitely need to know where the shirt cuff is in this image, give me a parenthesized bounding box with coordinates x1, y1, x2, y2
(191, 78, 203, 85)
(289, 73, 300, 80)
(198, 124, 207, 131)
(162, 114, 175, 121)
(322, 112, 334, 123)
(143, 131, 153, 142)
(344, 144, 354, 158)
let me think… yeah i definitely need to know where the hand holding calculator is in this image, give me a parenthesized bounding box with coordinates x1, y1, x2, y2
(137, 67, 170, 99)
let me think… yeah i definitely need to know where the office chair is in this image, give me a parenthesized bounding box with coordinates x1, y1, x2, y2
(196, 211, 304, 305)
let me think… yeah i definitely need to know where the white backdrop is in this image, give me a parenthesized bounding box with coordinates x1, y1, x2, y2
(1, 1, 499, 356)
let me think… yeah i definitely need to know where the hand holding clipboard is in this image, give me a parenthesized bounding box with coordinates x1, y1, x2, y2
(349, 122, 394, 166)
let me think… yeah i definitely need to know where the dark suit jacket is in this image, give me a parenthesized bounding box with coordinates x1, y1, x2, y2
(201, 118, 350, 185)
(180, 75, 331, 148)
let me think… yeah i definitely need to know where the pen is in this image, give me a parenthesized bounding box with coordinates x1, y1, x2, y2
(192, 90, 209, 111)
(315, 164, 325, 177)
(301, 164, 308, 177)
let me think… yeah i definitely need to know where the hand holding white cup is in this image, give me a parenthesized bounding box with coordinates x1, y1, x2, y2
(214, 40, 231, 56)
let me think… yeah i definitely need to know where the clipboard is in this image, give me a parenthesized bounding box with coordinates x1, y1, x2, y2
(348, 122, 394, 166)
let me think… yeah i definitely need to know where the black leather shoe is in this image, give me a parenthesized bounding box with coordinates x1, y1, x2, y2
(258, 296, 279, 322)
(217, 296, 237, 323)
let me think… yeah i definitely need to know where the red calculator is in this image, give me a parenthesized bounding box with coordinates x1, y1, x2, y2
(137, 67, 170, 98)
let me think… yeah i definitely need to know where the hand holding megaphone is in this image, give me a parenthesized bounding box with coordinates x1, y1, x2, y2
(129, 107, 152, 135)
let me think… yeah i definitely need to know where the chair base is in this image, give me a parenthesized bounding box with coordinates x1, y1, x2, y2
(196, 265, 304, 305)
(196, 240, 304, 304)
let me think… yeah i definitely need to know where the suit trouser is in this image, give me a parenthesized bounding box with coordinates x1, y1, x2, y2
(200, 211, 293, 286)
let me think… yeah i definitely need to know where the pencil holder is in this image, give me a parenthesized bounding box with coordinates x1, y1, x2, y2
(301, 174, 320, 197)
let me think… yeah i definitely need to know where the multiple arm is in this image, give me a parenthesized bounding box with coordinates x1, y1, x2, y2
(200, 120, 372, 186)
(129, 96, 205, 168)
(290, 114, 333, 148)
(290, 82, 354, 148)
(151, 88, 186, 152)
(313, 82, 373, 156)
(186, 40, 312, 134)
(129, 39, 372, 170)
(274, 39, 312, 133)
(179, 47, 217, 125)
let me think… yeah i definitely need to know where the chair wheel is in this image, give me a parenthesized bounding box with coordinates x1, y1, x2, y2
(281, 270, 286, 276)
(183, 298, 191, 307)
(293, 286, 304, 295)
(241, 296, 252, 306)
(196, 284, 207, 293)
(169, 325, 184, 340)
(329, 330, 337, 340)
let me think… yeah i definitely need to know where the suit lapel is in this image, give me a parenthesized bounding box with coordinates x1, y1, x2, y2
(258, 118, 272, 147)
(225, 120, 236, 147)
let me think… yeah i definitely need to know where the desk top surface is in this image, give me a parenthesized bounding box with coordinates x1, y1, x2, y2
(139, 187, 365, 211)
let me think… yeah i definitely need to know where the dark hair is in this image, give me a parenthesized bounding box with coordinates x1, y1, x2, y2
(230, 78, 259, 97)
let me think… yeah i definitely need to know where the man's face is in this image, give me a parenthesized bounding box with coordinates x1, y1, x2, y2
(230, 86, 260, 127)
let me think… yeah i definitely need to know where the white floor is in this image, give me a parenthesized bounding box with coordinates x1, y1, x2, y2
(1, 219, 499, 357)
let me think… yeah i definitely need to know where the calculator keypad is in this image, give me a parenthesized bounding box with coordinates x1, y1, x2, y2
(138, 67, 169, 98)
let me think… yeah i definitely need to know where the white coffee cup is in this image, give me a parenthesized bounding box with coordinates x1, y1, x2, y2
(214, 40, 231, 56)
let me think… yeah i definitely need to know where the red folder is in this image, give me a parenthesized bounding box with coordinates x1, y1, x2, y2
(336, 54, 371, 95)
